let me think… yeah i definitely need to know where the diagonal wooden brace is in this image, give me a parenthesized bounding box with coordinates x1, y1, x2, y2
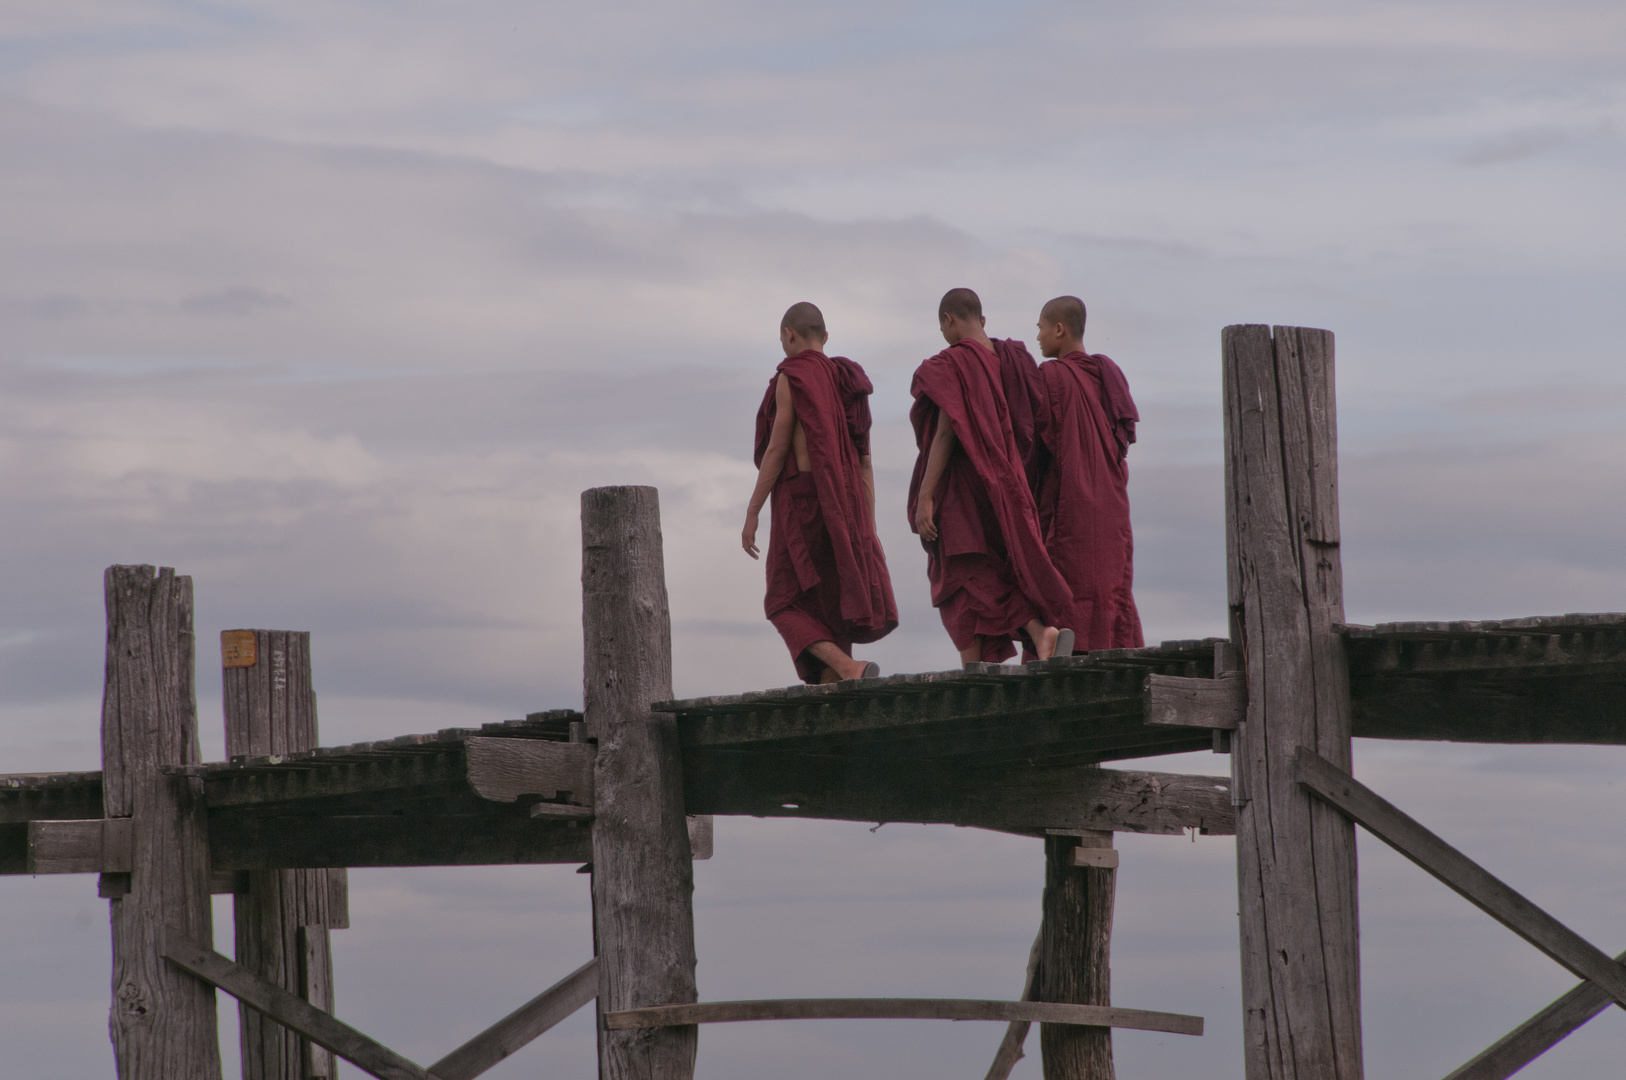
(1294, 748, 1626, 1010)
(160, 927, 442, 1080)
(1441, 951, 1624, 1080)
(427, 957, 598, 1080)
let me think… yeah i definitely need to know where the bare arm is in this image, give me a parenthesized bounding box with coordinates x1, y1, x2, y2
(743, 375, 795, 559)
(913, 408, 957, 542)
(859, 455, 875, 524)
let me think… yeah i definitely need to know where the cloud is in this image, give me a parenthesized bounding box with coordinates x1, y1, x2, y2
(1460, 125, 1572, 165)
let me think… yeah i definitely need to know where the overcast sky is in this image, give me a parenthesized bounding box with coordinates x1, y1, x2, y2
(2, 2, 1625, 1077)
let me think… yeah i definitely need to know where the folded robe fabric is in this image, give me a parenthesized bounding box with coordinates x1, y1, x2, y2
(1034, 350, 1144, 651)
(755, 350, 897, 680)
(907, 339, 1075, 661)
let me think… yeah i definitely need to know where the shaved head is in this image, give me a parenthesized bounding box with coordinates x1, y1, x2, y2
(938, 288, 982, 322)
(780, 301, 827, 340)
(1041, 295, 1087, 339)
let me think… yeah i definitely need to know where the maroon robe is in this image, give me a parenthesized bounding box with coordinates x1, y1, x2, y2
(1033, 350, 1143, 651)
(755, 350, 898, 682)
(908, 339, 1075, 663)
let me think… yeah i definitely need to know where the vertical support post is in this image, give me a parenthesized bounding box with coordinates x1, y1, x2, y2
(1037, 831, 1115, 1079)
(223, 630, 349, 1080)
(581, 486, 698, 1080)
(1223, 325, 1362, 1080)
(103, 565, 222, 1079)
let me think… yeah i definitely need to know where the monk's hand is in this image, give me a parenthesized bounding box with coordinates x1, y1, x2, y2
(742, 511, 760, 559)
(915, 498, 938, 542)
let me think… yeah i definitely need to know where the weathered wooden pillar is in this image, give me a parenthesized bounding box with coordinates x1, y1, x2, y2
(581, 486, 699, 1080)
(1223, 325, 1362, 1080)
(102, 565, 222, 1079)
(1038, 831, 1115, 1079)
(222, 630, 349, 1080)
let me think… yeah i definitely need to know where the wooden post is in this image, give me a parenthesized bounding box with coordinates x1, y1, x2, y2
(1223, 326, 1363, 1080)
(222, 630, 349, 1080)
(581, 487, 698, 1080)
(1037, 831, 1115, 1079)
(103, 565, 223, 1079)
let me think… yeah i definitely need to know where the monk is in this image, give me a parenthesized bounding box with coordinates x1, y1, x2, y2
(909, 287, 1076, 665)
(742, 302, 898, 683)
(1032, 295, 1144, 651)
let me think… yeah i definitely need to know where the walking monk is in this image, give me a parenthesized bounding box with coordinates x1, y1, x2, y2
(742, 302, 898, 683)
(909, 288, 1076, 665)
(1032, 295, 1144, 650)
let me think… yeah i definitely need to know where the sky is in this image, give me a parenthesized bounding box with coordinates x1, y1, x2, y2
(1, 0, 1625, 1076)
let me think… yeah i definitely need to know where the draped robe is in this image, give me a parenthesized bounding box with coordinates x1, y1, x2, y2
(755, 349, 898, 682)
(907, 338, 1074, 663)
(1033, 350, 1143, 650)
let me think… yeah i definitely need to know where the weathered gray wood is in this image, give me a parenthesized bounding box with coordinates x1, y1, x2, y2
(103, 565, 222, 1080)
(160, 928, 437, 1080)
(207, 812, 593, 869)
(428, 958, 598, 1080)
(684, 757, 1235, 837)
(984, 932, 1043, 1080)
(465, 737, 594, 804)
(0, 770, 105, 823)
(1070, 846, 1119, 869)
(582, 486, 699, 1080)
(1441, 957, 1623, 1080)
(1296, 748, 1626, 1007)
(26, 817, 131, 873)
(225, 630, 344, 1080)
(686, 814, 713, 859)
(1039, 831, 1116, 1078)
(1223, 325, 1362, 1080)
(1146, 673, 1243, 730)
(603, 998, 1202, 1035)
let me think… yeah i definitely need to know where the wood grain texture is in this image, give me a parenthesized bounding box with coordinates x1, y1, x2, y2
(428, 958, 598, 1080)
(1039, 832, 1116, 1078)
(1439, 951, 1624, 1080)
(603, 998, 1201, 1035)
(224, 630, 344, 1080)
(1223, 326, 1363, 1080)
(160, 929, 436, 1080)
(464, 737, 593, 805)
(1297, 748, 1626, 1006)
(1145, 673, 1244, 729)
(582, 487, 699, 1080)
(26, 817, 131, 873)
(102, 565, 223, 1080)
(207, 812, 593, 869)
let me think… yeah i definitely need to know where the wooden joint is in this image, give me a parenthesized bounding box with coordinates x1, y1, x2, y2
(1145, 672, 1244, 730)
(27, 817, 132, 874)
(1071, 847, 1120, 870)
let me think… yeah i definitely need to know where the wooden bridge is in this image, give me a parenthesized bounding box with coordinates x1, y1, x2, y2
(4, 324, 1625, 1080)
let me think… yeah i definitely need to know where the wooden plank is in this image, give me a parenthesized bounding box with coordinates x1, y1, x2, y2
(1440, 953, 1624, 1080)
(225, 629, 344, 1080)
(581, 486, 699, 1080)
(26, 817, 131, 873)
(160, 928, 437, 1080)
(464, 737, 594, 805)
(102, 565, 223, 1080)
(1146, 673, 1243, 729)
(603, 998, 1202, 1035)
(983, 932, 1043, 1080)
(0, 771, 105, 823)
(427, 958, 598, 1080)
(1041, 830, 1117, 1077)
(1223, 325, 1363, 1080)
(208, 812, 593, 869)
(1295, 748, 1626, 1007)
(683, 756, 1235, 837)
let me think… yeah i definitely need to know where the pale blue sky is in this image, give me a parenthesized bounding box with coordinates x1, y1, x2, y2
(1, 2, 1624, 1077)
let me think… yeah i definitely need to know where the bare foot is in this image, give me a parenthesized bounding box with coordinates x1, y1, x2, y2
(1033, 625, 1060, 661)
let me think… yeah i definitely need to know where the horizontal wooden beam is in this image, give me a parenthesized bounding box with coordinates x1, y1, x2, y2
(1295, 749, 1626, 1010)
(25, 818, 132, 874)
(603, 998, 1203, 1036)
(686, 754, 1232, 836)
(0, 771, 104, 824)
(1145, 673, 1244, 730)
(1441, 948, 1626, 1080)
(428, 958, 598, 1080)
(464, 738, 593, 805)
(208, 813, 592, 869)
(160, 927, 441, 1080)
